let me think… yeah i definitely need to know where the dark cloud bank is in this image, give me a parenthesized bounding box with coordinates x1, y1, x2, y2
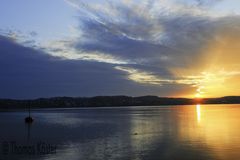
(0, 36, 175, 99)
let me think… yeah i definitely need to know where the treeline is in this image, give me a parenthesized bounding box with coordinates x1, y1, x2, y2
(0, 96, 240, 109)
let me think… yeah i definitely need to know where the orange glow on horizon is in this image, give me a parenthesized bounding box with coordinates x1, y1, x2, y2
(172, 29, 240, 98)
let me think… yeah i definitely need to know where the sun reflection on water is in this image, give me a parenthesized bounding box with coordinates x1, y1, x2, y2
(196, 104, 201, 123)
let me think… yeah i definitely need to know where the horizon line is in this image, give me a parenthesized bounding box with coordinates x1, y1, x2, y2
(1, 95, 240, 101)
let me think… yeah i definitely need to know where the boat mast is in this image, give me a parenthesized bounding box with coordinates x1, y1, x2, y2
(28, 103, 30, 117)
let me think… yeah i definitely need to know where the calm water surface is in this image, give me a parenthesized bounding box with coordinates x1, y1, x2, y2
(1, 104, 240, 160)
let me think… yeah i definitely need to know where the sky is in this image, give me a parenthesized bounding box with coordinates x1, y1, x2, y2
(0, 0, 240, 99)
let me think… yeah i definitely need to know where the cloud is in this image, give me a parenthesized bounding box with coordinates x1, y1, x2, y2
(41, 39, 132, 64)
(1, 0, 240, 98)
(32, 1, 240, 97)
(64, 0, 220, 67)
(29, 31, 38, 37)
(62, 1, 236, 70)
(0, 29, 37, 48)
(196, 0, 223, 5)
(115, 66, 174, 85)
(0, 36, 124, 98)
(1, 35, 189, 99)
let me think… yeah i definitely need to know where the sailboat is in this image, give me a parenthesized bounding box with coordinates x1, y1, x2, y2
(25, 103, 34, 123)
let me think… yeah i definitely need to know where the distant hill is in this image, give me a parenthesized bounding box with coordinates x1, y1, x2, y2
(0, 96, 240, 109)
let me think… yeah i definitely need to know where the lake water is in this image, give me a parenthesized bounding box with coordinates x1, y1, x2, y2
(1, 104, 240, 160)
